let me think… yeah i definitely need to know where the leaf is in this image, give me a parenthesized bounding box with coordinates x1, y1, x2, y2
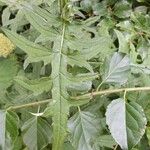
(2, 7, 11, 26)
(67, 54, 93, 72)
(0, 111, 19, 150)
(147, 127, 150, 145)
(2, 28, 52, 67)
(63, 142, 75, 150)
(93, 135, 117, 149)
(23, 5, 59, 38)
(22, 116, 52, 150)
(14, 76, 52, 96)
(114, 1, 132, 18)
(0, 58, 17, 89)
(106, 98, 147, 150)
(103, 52, 130, 85)
(114, 29, 129, 54)
(68, 81, 92, 92)
(68, 111, 100, 150)
(0, 57, 18, 97)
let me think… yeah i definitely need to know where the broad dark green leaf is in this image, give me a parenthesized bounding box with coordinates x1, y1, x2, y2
(106, 98, 147, 150)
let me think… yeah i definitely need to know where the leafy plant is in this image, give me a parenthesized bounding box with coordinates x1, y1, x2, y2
(0, 0, 150, 150)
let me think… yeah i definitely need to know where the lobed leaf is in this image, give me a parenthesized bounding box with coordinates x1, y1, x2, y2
(2, 28, 52, 67)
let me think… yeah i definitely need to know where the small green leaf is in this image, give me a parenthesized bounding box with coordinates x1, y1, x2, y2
(106, 98, 147, 150)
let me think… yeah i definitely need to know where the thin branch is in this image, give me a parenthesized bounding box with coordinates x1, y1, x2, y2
(6, 86, 150, 110)
(7, 99, 51, 111)
(73, 86, 150, 100)
(114, 144, 118, 150)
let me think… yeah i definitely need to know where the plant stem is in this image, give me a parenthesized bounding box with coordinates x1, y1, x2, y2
(114, 144, 118, 150)
(7, 99, 51, 111)
(73, 86, 150, 100)
(6, 86, 150, 110)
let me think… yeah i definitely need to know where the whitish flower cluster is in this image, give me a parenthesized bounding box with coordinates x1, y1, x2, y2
(0, 33, 15, 57)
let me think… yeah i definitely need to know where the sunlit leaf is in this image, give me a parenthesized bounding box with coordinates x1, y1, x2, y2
(106, 98, 147, 149)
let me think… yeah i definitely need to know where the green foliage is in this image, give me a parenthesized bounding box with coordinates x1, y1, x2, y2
(68, 111, 100, 150)
(0, 0, 150, 150)
(22, 115, 52, 150)
(106, 98, 147, 149)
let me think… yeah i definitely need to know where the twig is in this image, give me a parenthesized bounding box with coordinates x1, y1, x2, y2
(6, 86, 150, 111)
(114, 144, 118, 150)
(7, 99, 51, 111)
(73, 86, 150, 100)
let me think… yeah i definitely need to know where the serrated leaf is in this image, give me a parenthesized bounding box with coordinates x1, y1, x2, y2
(0, 111, 19, 150)
(23, 5, 59, 38)
(24, 5, 70, 150)
(14, 76, 52, 96)
(68, 111, 100, 150)
(106, 98, 147, 150)
(2, 28, 52, 66)
(103, 52, 130, 85)
(22, 116, 52, 150)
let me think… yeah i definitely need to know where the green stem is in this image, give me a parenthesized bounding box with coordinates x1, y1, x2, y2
(114, 144, 118, 150)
